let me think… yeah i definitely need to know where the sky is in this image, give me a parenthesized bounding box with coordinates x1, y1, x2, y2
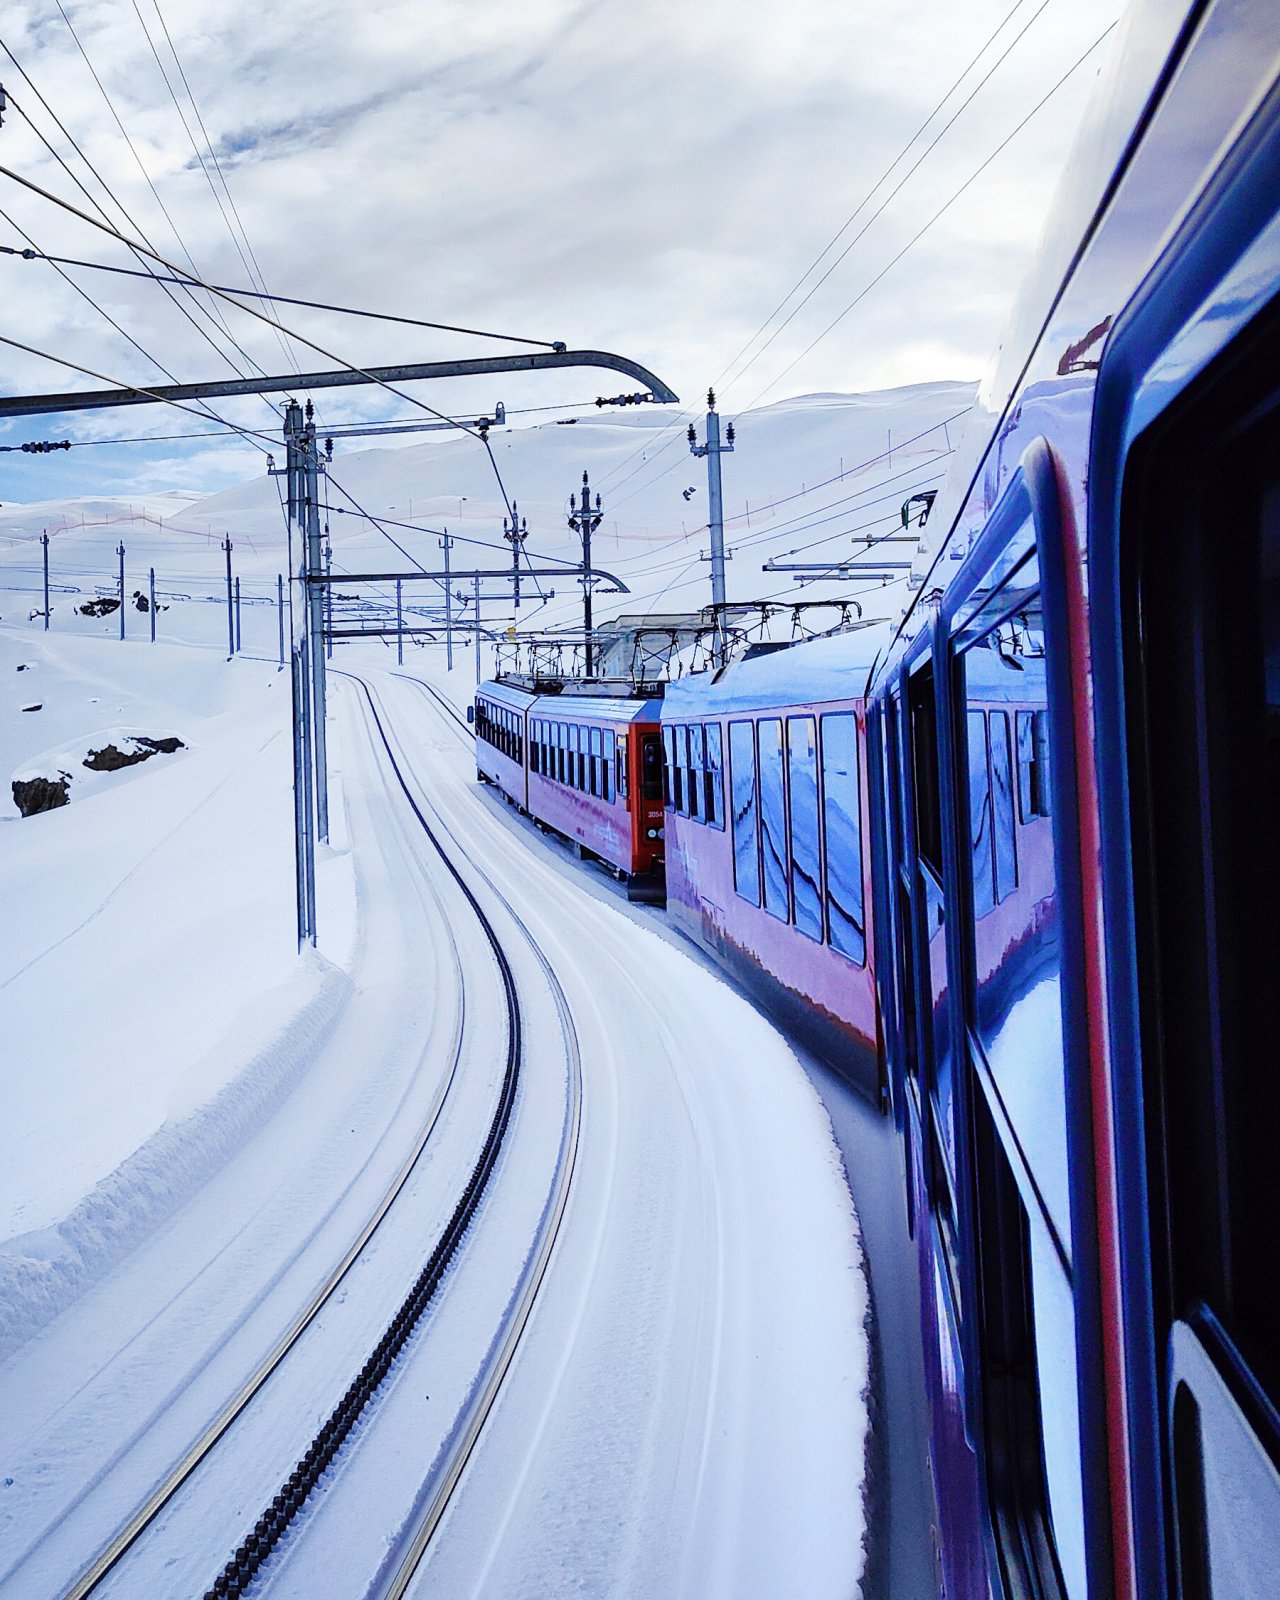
(0, 0, 1118, 501)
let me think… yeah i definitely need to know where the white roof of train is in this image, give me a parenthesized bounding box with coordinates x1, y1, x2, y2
(664, 623, 892, 717)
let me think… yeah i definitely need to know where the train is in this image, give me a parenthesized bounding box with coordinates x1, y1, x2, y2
(473, 3, 1280, 1595)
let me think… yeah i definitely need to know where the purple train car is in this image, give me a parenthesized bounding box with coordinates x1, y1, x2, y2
(867, 3, 1280, 1598)
(660, 632, 883, 1104)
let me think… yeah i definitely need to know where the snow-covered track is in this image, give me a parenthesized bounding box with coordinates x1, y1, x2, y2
(353, 673, 583, 1599)
(190, 673, 581, 1600)
(54, 849, 471, 1600)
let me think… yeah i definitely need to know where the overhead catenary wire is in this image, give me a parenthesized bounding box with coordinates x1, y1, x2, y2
(0, 245, 569, 350)
(736, 18, 1119, 415)
(592, 0, 1045, 501)
(0, 159, 530, 521)
(50, 0, 258, 368)
(127, 0, 301, 380)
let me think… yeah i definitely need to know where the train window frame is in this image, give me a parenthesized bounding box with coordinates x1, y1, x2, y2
(705, 722, 724, 830)
(758, 716, 790, 923)
(729, 718, 761, 907)
(786, 714, 822, 942)
(820, 709, 867, 967)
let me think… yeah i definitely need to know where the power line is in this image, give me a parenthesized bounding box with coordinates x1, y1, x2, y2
(50, 0, 258, 371)
(718, 0, 1055, 402)
(737, 19, 1118, 414)
(0, 158, 527, 518)
(592, 0, 1037, 501)
(0, 248, 567, 350)
(128, 0, 300, 379)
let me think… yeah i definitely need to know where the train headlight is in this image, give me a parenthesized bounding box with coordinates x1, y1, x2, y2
(646, 827, 658, 839)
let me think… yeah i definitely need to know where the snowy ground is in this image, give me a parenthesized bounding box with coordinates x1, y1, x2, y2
(0, 614, 871, 1596)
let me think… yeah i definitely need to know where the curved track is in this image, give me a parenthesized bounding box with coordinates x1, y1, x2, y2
(196, 671, 582, 1598)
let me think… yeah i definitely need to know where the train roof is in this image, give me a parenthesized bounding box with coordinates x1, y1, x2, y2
(477, 678, 661, 723)
(663, 624, 892, 717)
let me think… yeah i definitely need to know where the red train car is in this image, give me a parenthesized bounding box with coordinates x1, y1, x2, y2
(475, 678, 665, 898)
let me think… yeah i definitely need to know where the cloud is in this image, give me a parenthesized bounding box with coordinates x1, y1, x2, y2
(0, 0, 1116, 498)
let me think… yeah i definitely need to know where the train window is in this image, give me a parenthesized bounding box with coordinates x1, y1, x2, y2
(673, 725, 686, 813)
(991, 711, 1017, 900)
(821, 711, 866, 965)
(617, 734, 629, 805)
(959, 570, 1070, 1244)
(575, 725, 586, 792)
(759, 718, 789, 921)
(687, 726, 702, 821)
(705, 723, 723, 829)
(530, 720, 540, 774)
(909, 662, 943, 876)
(1131, 380, 1280, 1512)
(967, 711, 996, 917)
(662, 726, 676, 808)
(729, 720, 761, 906)
(1017, 709, 1052, 821)
(787, 716, 822, 940)
(602, 732, 613, 803)
(587, 727, 599, 797)
(641, 733, 663, 802)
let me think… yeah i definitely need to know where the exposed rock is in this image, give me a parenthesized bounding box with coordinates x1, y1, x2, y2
(21, 703, 41, 713)
(82, 734, 184, 772)
(132, 590, 149, 612)
(12, 773, 70, 816)
(78, 597, 120, 618)
(16, 663, 29, 671)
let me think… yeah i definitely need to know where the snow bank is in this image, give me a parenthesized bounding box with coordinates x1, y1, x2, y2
(0, 956, 351, 1361)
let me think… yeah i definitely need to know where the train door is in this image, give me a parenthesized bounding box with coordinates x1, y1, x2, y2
(1098, 274, 1280, 1598)
(866, 700, 901, 1122)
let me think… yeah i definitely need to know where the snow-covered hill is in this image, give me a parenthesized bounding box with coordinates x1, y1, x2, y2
(0, 382, 974, 657)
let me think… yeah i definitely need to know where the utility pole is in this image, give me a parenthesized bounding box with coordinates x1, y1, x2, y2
(149, 566, 156, 643)
(503, 500, 527, 608)
(396, 578, 403, 666)
(117, 542, 126, 641)
(473, 575, 481, 684)
(276, 573, 285, 669)
(567, 470, 603, 677)
(441, 531, 454, 670)
(223, 536, 235, 659)
(41, 531, 49, 630)
(234, 576, 242, 653)
(300, 401, 329, 845)
(688, 388, 736, 666)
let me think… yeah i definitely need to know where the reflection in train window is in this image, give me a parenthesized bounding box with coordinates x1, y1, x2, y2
(729, 720, 760, 905)
(787, 716, 822, 941)
(687, 725, 701, 821)
(821, 711, 866, 965)
(759, 718, 789, 921)
(705, 723, 724, 829)
(991, 711, 1018, 902)
(967, 711, 995, 917)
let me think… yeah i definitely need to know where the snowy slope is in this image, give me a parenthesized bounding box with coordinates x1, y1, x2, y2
(0, 383, 974, 656)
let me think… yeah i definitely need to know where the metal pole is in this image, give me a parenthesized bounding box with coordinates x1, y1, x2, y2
(396, 578, 403, 667)
(149, 566, 156, 642)
(474, 575, 481, 684)
(117, 542, 126, 640)
(324, 542, 333, 660)
(302, 405, 329, 845)
(442, 532, 453, 671)
(223, 536, 234, 659)
(567, 471, 602, 677)
(234, 576, 242, 653)
(277, 573, 285, 668)
(41, 531, 49, 630)
(689, 389, 735, 667)
(284, 400, 316, 945)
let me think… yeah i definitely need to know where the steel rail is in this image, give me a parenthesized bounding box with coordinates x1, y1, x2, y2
(194, 672, 581, 1598)
(359, 675, 582, 1599)
(55, 705, 469, 1600)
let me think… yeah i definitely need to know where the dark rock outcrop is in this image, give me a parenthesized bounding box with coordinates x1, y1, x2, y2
(78, 597, 120, 618)
(82, 735, 184, 772)
(12, 773, 71, 815)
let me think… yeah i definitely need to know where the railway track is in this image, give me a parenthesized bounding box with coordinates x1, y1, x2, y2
(48, 669, 580, 1600)
(193, 671, 581, 1598)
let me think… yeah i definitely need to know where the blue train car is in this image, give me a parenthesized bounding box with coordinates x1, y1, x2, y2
(867, 2, 1280, 1596)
